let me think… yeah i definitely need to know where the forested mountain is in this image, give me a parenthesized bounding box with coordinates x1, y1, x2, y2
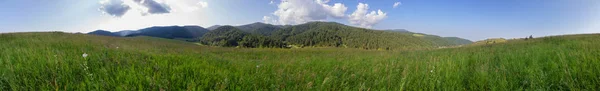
(384, 29, 472, 46)
(443, 37, 472, 45)
(235, 22, 282, 36)
(206, 25, 222, 30)
(414, 33, 473, 46)
(385, 29, 411, 33)
(89, 22, 471, 49)
(113, 30, 139, 36)
(239, 34, 286, 48)
(271, 22, 442, 50)
(182, 26, 210, 38)
(200, 26, 286, 48)
(207, 23, 281, 36)
(89, 26, 210, 41)
(127, 26, 209, 39)
(199, 26, 248, 47)
(88, 30, 119, 37)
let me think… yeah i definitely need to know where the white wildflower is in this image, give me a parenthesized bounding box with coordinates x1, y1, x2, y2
(430, 70, 433, 73)
(82, 53, 88, 58)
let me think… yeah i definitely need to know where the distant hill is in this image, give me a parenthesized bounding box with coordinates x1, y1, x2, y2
(416, 34, 473, 46)
(472, 38, 508, 45)
(235, 22, 282, 36)
(206, 25, 222, 30)
(200, 26, 248, 47)
(443, 37, 472, 45)
(89, 26, 210, 42)
(385, 29, 412, 33)
(88, 30, 118, 37)
(182, 26, 210, 38)
(127, 26, 209, 39)
(113, 30, 139, 36)
(271, 22, 445, 50)
(207, 23, 283, 36)
(200, 26, 286, 48)
(90, 22, 471, 49)
(384, 29, 472, 46)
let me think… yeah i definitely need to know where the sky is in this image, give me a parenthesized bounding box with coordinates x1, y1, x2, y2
(0, 0, 599, 41)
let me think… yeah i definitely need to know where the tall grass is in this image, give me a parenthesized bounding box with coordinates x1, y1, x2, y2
(0, 32, 599, 90)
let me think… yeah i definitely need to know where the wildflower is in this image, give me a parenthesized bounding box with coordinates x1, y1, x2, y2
(430, 70, 433, 73)
(116, 47, 119, 49)
(256, 65, 260, 68)
(82, 53, 88, 58)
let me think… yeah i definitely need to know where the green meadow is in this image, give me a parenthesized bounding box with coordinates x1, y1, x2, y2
(1, 32, 600, 90)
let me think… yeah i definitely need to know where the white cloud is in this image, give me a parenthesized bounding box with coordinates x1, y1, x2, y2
(165, 0, 208, 12)
(99, 0, 131, 17)
(264, 0, 348, 25)
(348, 3, 387, 28)
(269, 0, 275, 4)
(393, 2, 401, 8)
(263, 16, 278, 24)
(99, 0, 207, 17)
(97, 0, 209, 31)
(198, 1, 208, 8)
(264, 0, 387, 28)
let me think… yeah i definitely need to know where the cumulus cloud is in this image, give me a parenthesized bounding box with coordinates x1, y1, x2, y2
(198, 2, 208, 8)
(348, 3, 387, 28)
(264, 0, 348, 25)
(133, 0, 170, 14)
(393, 2, 401, 8)
(99, 0, 207, 17)
(264, 0, 387, 28)
(263, 16, 278, 24)
(99, 0, 131, 17)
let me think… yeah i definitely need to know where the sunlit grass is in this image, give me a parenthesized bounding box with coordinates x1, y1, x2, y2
(1, 32, 599, 90)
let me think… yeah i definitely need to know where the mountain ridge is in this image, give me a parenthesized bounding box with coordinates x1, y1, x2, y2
(89, 22, 472, 49)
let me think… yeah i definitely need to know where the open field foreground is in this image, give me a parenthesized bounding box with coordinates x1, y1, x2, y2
(1, 32, 600, 90)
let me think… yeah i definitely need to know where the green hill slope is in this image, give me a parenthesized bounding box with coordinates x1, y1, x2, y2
(235, 22, 282, 36)
(385, 30, 473, 46)
(3, 32, 599, 90)
(88, 22, 470, 49)
(200, 26, 285, 48)
(443, 37, 472, 45)
(199, 26, 248, 47)
(272, 22, 442, 50)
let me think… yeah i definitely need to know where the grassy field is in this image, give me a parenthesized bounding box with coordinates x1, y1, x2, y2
(1, 32, 600, 90)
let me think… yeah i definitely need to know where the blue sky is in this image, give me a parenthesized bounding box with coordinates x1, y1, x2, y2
(0, 0, 598, 41)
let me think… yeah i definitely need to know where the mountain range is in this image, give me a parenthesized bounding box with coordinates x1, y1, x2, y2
(88, 22, 472, 49)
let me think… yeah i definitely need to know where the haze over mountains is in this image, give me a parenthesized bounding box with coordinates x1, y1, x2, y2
(88, 22, 472, 49)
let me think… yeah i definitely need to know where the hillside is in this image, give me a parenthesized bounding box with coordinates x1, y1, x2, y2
(113, 30, 140, 36)
(127, 26, 209, 39)
(89, 22, 471, 49)
(199, 26, 249, 47)
(200, 26, 286, 48)
(88, 30, 119, 37)
(207, 23, 282, 36)
(385, 30, 473, 46)
(235, 22, 282, 36)
(271, 22, 443, 50)
(88, 26, 210, 41)
(443, 37, 472, 45)
(2, 32, 600, 90)
(206, 25, 222, 30)
(471, 38, 509, 45)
